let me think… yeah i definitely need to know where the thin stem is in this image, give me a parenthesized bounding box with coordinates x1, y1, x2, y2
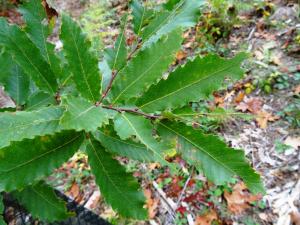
(127, 39, 141, 61)
(176, 167, 194, 209)
(98, 70, 118, 104)
(102, 105, 160, 120)
(98, 39, 142, 104)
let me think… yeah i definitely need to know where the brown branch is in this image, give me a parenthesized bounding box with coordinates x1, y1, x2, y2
(102, 105, 160, 120)
(175, 167, 194, 209)
(98, 40, 142, 104)
(98, 70, 118, 104)
(127, 40, 141, 61)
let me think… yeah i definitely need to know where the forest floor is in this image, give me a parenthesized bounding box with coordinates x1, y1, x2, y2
(1, 0, 299, 224)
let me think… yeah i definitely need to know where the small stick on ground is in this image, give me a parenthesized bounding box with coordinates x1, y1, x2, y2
(152, 181, 176, 219)
(176, 167, 194, 209)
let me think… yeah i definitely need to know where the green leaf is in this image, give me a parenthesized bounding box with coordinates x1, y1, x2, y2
(61, 14, 101, 102)
(0, 51, 30, 106)
(104, 15, 128, 71)
(19, 0, 64, 80)
(99, 60, 112, 94)
(157, 121, 264, 194)
(111, 29, 183, 104)
(137, 53, 247, 112)
(0, 194, 3, 213)
(141, 0, 203, 46)
(0, 217, 4, 225)
(114, 113, 172, 167)
(164, 0, 181, 10)
(0, 194, 4, 225)
(54, 50, 73, 85)
(0, 131, 84, 191)
(0, 106, 64, 149)
(93, 128, 156, 162)
(130, 0, 153, 36)
(25, 91, 56, 111)
(86, 137, 147, 219)
(13, 181, 71, 222)
(0, 18, 58, 94)
(19, 0, 50, 57)
(3, 65, 30, 107)
(0, 216, 4, 225)
(60, 96, 115, 132)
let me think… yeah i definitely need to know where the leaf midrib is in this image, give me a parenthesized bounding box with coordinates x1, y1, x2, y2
(88, 139, 135, 207)
(113, 54, 166, 103)
(7, 33, 55, 94)
(15, 65, 20, 105)
(98, 130, 146, 149)
(0, 117, 60, 133)
(142, 0, 184, 44)
(0, 108, 62, 133)
(112, 15, 128, 71)
(32, 186, 62, 211)
(139, 61, 241, 109)
(159, 122, 234, 175)
(1, 133, 82, 174)
(32, 0, 51, 64)
(68, 25, 96, 102)
(120, 114, 166, 163)
(136, 0, 146, 36)
(98, 130, 151, 162)
(66, 100, 95, 121)
(26, 95, 53, 111)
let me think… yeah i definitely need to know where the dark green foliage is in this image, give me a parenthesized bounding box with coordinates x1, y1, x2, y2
(0, 194, 4, 225)
(0, 131, 84, 191)
(0, 0, 263, 222)
(0, 51, 30, 106)
(86, 137, 147, 219)
(13, 182, 72, 222)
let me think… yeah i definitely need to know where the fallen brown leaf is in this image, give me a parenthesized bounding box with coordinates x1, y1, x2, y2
(183, 32, 190, 39)
(67, 182, 83, 203)
(148, 162, 160, 170)
(234, 91, 245, 104)
(254, 50, 264, 60)
(246, 98, 263, 113)
(271, 56, 282, 66)
(195, 210, 218, 225)
(224, 90, 235, 101)
(235, 97, 263, 114)
(291, 211, 300, 225)
(235, 102, 249, 112)
(144, 189, 159, 219)
(256, 110, 279, 129)
(279, 66, 290, 73)
(260, 32, 276, 40)
(294, 85, 300, 95)
(224, 182, 262, 214)
(165, 176, 183, 198)
(214, 94, 225, 107)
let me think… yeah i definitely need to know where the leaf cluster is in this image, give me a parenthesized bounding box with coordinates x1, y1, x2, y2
(0, 0, 263, 222)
